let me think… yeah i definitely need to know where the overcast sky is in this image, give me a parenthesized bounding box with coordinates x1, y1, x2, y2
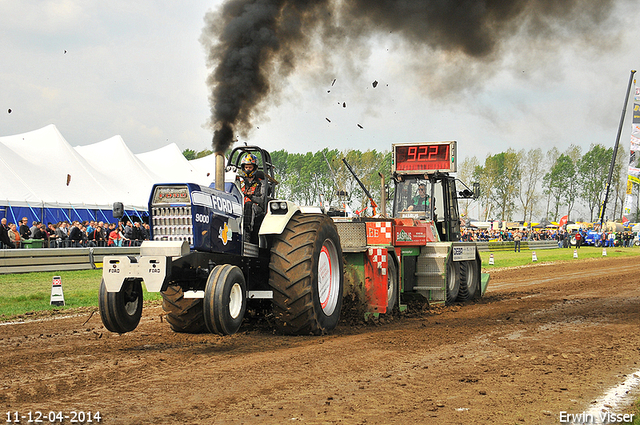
(2, 0, 639, 165)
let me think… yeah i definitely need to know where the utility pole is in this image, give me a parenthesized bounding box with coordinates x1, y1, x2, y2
(599, 70, 636, 227)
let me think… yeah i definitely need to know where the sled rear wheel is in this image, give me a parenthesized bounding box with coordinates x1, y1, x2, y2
(457, 257, 480, 301)
(445, 259, 460, 305)
(386, 257, 398, 313)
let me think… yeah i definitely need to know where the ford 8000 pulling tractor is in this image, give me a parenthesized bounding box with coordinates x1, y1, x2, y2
(99, 141, 487, 335)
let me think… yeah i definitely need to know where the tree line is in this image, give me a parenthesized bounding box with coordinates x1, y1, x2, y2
(459, 144, 629, 223)
(183, 143, 632, 223)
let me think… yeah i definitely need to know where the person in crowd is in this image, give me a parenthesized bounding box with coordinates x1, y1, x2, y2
(574, 230, 582, 248)
(88, 224, 105, 247)
(132, 221, 145, 245)
(33, 222, 49, 247)
(68, 221, 83, 247)
(19, 217, 31, 240)
(55, 222, 68, 247)
(142, 223, 150, 240)
(86, 220, 97, 235)
(29, 221, 39, 238)
(122, 220, 134, 246)
(513, 230, 521, 252)
(608, 232, 615, 247)
(98, 221, 107, 240)
(0, 218, 15, 248)
(624, 231, 632, 247)
(557, 230, 564, 248)
(8, 223, 20, 248)
(108, 223, 123, 247)
(46, 223, 58, 247)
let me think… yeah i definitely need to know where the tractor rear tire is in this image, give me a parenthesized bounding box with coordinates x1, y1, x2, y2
(445, 259, 461, 305)
(269, 214, 344, 335)
(457, 258, 480, 301)
(161, 285, 206, 334)
(203, 264, 247, 336)
(99, 277, 143, 333)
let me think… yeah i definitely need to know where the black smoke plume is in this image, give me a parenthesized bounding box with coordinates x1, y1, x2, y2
(202, 0, 619, 152)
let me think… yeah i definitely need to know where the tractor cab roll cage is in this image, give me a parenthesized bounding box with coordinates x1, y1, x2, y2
(227, 145, 278, 203)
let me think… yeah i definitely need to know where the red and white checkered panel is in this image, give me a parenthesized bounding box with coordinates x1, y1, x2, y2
(368, 247, 388, 275)
(366, 221, 393, 245)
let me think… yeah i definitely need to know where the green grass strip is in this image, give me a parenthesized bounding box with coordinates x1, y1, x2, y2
(0, 269, 161, 321)
(480, 246, 640, 269)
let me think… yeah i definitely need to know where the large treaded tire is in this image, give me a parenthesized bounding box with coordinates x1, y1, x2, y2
(99, 277, 143, 333)
(457, 258, 480, 302)
(161, 285, 206, 334)
(269, 214, 344, 335)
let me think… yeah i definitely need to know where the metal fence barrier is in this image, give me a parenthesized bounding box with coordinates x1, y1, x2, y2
(476, 240, 559, 252)
(0, 240, 558, 274)
(0, 247, 141, 274)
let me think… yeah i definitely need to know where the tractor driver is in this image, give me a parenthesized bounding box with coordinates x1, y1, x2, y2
(407, 183, 430, 212)
(240, 154, 267, 243)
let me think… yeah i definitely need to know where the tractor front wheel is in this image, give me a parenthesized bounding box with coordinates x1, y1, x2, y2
(203, 264, 247, 336)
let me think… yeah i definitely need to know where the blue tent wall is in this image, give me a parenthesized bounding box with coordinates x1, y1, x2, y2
(0, 205, 148, 225)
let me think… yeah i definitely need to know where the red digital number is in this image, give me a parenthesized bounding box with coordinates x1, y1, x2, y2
(407, 146, 417, 161)
(397, 143, 452, 171)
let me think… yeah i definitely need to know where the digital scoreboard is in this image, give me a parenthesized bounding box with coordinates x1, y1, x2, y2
(392, 141, 457, 174)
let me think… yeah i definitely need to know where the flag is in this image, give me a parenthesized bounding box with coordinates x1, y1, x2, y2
(559, 215, 568, 228)
(623, 85, 640, 219)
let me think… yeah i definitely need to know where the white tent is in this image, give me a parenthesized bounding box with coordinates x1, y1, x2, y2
(0, 125, 227, 224)
(136, 143, 210, 186)
(189, 153, 237, 187)
(74, 135, 160, 209)
(0, 125, 114, 209)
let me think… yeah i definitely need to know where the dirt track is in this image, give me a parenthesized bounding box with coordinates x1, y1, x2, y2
(1, 255, 640, 424)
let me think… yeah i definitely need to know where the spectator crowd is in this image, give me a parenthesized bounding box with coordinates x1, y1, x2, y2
(0, 217, 150, 249)
(460, 227, 637, 248)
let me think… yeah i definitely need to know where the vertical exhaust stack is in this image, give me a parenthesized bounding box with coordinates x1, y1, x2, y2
(215, 152, 225, 191)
